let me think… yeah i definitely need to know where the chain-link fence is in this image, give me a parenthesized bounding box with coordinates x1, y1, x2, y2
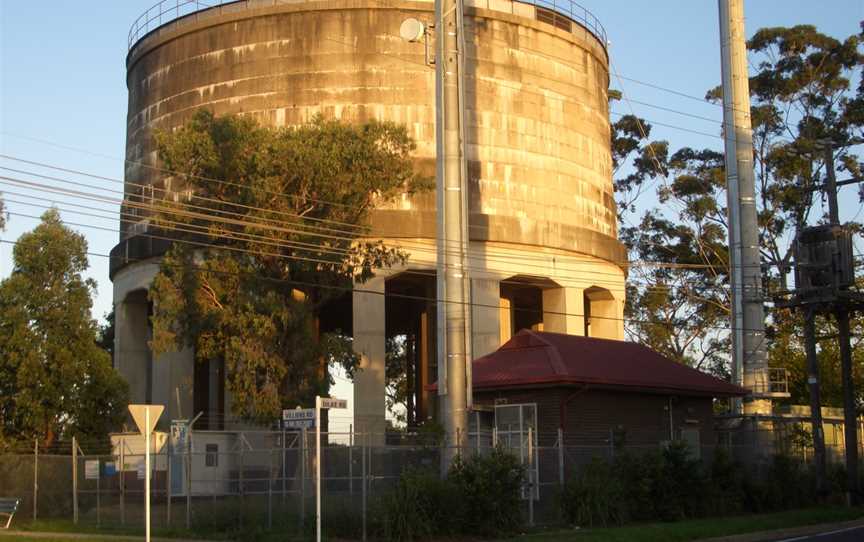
(2, 424, 863, 537)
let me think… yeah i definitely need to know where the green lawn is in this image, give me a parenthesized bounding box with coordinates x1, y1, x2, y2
(0, 518, 196, 538)
(4, 506, 862, 542)
(510, 506, 864, 542)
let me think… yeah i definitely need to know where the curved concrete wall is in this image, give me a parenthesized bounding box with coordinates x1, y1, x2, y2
(122, 0, 620, 261)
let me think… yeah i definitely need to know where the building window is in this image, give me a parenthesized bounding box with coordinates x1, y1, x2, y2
(205, 443, 218, 467)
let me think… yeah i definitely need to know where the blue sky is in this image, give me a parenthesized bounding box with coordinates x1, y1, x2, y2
(1, 1, 861, 422)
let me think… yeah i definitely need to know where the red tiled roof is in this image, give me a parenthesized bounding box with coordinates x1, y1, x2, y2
(465, 330, 746, 397)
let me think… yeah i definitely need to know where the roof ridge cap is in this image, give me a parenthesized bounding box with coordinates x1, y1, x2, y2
(527, 330, 568, 377)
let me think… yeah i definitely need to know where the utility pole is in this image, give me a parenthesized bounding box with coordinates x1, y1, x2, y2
(803, 308, 827, 494)
(824, 147, 860, 504)
(718, 0, 769, 415)
(435, 0, 471, 470)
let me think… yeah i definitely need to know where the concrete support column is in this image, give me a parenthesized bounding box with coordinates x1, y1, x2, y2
(115, 292, 151, 405)
(499, 296, 512, 344)
(472, 278, 501, 358)
(353, 277, 387, 445)
(152, 347, 194, 422)
(542, 287, 585, 336)
(590, 298, 622, 340)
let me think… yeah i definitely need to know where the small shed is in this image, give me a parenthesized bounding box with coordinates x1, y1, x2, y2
(465, 330, 746, 456)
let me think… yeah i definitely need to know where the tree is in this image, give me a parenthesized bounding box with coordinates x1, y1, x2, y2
(149, 111, 429, 423)
(616, 25, 863, 378)
(769, 309, 864, 408)
(0, 195, 5, 230)
(97, 310, 115, 359)
(0, 209, 128, 447)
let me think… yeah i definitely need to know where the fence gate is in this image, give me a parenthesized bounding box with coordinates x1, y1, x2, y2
(494, 403, 539, 500)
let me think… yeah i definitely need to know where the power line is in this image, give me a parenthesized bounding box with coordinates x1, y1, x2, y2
(0, 222, 776, 335)
(2, 199, 668, 295)
(6, 189, 742, 300)
(0, 155, 769, 272)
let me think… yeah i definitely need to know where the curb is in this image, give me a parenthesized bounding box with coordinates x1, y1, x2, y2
(697, 518, 864, 542)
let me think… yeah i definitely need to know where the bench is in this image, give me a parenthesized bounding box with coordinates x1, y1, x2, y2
(0, 498, 19, 529)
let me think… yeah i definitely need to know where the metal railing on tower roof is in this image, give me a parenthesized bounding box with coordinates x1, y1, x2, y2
(128, 0, 608, 53)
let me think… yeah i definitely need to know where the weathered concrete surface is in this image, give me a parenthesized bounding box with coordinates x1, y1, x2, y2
(123, 0, 619, 257)
(113, 259, 194, 425)
(115, 0, 626, 430)
(352, 275, 387, 442)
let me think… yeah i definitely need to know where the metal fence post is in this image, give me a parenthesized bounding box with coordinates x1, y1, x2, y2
(527, 427, 534, 527)
(166, 437, 172, 527)
(120, 436, 126, 525)
(282, 425, 287, 504)
(348, 424, 353, 496)
(267, 447, 273, 530)
(239, 433, 245, 505)
(557, 427, 564, 487)
(72, 436, 78, 525)
(186, 431, 192, 530)
(361, 441, 367, 542)
(33, 439, 38, 521)
(300, 428, 306, 533)
(96, 454, 101, 526)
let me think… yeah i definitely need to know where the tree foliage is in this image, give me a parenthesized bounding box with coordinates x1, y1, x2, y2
(149, 111, 428, 423)
(615, 24, 863, 381)
(0, 209, 128, 446)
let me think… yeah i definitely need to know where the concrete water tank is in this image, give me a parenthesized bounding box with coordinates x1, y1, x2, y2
(112, 0, 626, 433)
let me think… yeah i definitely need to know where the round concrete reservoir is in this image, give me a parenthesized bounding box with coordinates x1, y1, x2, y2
(114, 0, 626, 431)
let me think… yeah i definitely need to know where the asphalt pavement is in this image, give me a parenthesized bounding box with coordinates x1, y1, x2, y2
(771, 524, 864, 541)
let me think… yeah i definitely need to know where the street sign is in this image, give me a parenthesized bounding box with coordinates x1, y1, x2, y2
(85, 460, 100, 480)
(285, 419, 315, 429)
(283, 408, 315, 421)
(320, 398, 347, 410)
(314, 396, 348, 542)
(128, 404, 163, 542)
(129, 404, 164, 436)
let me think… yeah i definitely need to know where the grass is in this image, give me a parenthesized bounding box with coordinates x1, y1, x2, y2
(509, 506, 864, 542)
(3, 518, 200, 538)
(4, 505, 862, 542)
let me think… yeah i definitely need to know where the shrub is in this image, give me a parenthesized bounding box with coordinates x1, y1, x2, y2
(614, 449, 665, 522)
(448, 448, 525, 537)
(374, 468, 459, 542)
(654, 441, 709, 520)
(560, 457, 626, 527)
(706, 447, 747, 516)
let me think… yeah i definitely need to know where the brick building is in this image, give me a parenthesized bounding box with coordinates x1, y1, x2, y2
(465, 330, 746, 454)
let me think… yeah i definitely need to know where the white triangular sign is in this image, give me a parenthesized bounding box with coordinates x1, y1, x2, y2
(128, 404, 164, 437)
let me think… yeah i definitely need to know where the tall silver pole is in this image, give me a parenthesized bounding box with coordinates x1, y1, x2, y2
(719, 0, 768, 415)
(315, 397, 322, 542)
(72, 436, 78, 525)
(146, 409, 151, 542)
(33, 439, 38, 521)
(435, 0, 471, 471)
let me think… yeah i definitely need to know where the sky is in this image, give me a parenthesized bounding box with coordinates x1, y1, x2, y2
(1, 1, 862, 428)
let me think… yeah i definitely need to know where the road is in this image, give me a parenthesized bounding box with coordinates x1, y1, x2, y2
(773, 524, 864, 541)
